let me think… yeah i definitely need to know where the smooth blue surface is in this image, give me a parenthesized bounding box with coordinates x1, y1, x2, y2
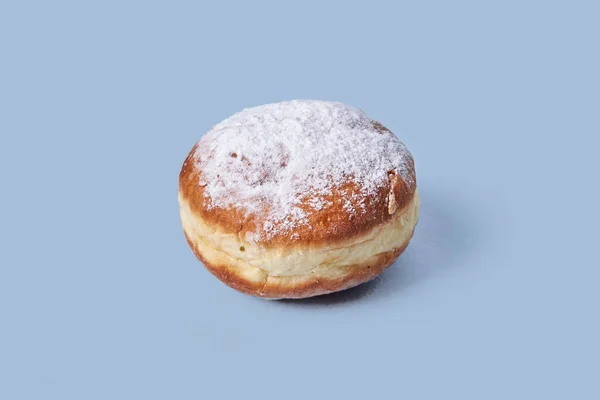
(1, 1, 599, 399)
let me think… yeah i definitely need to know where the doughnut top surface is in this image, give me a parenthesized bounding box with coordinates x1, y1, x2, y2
(179, 100, 416, 246)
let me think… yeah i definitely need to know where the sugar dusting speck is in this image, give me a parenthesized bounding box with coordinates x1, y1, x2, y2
(193, 100, 414, 241)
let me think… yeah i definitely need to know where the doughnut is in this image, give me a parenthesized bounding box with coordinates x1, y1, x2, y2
(178, 100, 419, 299)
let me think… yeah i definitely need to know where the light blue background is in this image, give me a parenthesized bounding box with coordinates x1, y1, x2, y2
(1, 1, 599, 399)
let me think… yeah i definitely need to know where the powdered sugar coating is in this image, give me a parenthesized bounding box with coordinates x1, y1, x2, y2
(193, 100, 415, 241)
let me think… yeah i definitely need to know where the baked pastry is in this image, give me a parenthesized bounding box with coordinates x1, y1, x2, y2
(179, 100, 418, 299)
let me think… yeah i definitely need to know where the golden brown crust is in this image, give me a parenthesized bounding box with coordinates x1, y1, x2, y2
(178, 122, 416, 248)
(183, 224, 415, 299)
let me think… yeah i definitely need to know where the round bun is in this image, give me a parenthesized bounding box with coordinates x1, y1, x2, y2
(179, 100, 419, 299)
